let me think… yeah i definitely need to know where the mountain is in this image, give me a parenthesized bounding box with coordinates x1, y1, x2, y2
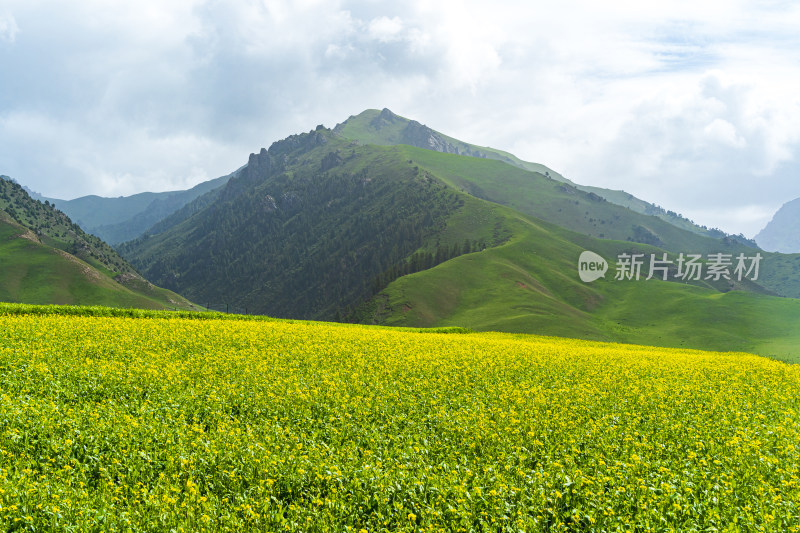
(0, 176, 199, 310)
(46, 173, 234, 244)
(118, 130, 482, 318)
(115, 110, 800, 358)
(755, 198, 800, 253)
(335, 109, 758, 247)
(358, 207, 800, 360)
(336, 111, 800, 299)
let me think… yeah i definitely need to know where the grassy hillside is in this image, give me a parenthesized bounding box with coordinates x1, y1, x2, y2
(0, 217, 195, 309)
(1, 306, 798, 530)
(389, 145, 800, 298)
(333, 108, 573, 183)
(400, 147, 751, 252)
(577, 185, 752, 240)
(0, 177, 199, 310)
(359, 203, 800, 361)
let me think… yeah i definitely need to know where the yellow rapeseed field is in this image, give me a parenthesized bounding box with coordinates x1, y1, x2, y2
(1, 309, 799, 531)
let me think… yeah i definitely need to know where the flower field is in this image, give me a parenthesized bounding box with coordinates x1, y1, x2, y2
(1, 308, 799, 531)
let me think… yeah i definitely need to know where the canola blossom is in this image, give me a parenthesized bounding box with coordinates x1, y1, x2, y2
(0, 310, 799, 531)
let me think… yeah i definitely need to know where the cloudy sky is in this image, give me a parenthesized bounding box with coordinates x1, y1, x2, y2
(2, 0, 799, 237)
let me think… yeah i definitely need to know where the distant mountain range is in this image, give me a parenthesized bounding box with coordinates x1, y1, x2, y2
(756, 197, 800, 253)
(32, 173, 235, 245)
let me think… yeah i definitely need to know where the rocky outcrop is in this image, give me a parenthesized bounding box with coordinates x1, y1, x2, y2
(370, 108, 399, 130)
(401, 121, 461, 155)
(321, 151, 343, 172)
(225, 129, 332, 202)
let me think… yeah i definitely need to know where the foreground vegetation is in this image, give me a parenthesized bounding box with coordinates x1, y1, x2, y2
(1, 305, 799, 531)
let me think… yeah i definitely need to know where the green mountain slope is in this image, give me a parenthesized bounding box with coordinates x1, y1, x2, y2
(359, 204, 800, 361)
(0, 176, 198, 310)
(577, 185, 748, 240)
(118, 130, 507, 319)
(46, 173, 234, 244)
(335, 111, 800, 298)
(334, 109, 757, 247)
(399, 147, 722, 248)
(333, 108, 573, 182)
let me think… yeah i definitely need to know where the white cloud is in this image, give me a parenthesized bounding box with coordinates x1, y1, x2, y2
(684, 203, 782, 236)
(0, 110, 241, 199)
(0, 13, 19, 43)
(368, 16, 404, 42)
(537, 70, 800, 236)
(2, 0, 800, 237)
(703, 119, 746, 149)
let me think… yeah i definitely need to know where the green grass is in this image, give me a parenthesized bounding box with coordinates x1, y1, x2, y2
(0, 219, 198, 311)
(367, 205, 800, 362)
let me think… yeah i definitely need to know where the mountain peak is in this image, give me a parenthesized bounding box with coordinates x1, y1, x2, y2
(370, 108, 400, 130)
(755, 197, 800, 253)
(335, 108, 469, 156)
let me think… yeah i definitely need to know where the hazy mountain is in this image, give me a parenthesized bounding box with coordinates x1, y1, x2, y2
(755, 198, 800, 253)
(47, 173, 235, 244)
